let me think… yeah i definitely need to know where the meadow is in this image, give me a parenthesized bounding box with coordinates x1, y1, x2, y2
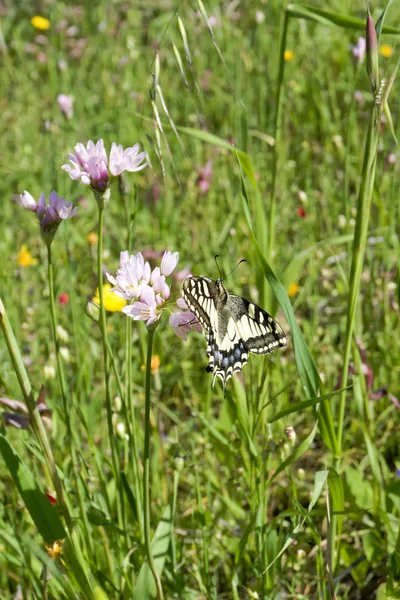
(0, 1, 400, 598)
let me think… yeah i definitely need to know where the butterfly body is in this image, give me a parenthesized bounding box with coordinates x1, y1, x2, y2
(182, 276, 287, 389)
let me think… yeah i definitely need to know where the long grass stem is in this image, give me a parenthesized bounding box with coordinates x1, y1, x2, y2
(143, 328, 164, 600)
(336, 109, 379, 455)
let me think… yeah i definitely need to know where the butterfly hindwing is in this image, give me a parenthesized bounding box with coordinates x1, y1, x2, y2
(182, 276, 286, 389)
(229, 295, 287, 354)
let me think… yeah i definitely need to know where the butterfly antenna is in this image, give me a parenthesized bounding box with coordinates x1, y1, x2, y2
(215, 254, 223, 280)
(222, 259, 246, 282)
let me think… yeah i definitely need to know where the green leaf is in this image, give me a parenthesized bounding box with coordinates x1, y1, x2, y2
(287, 3, 400, 34)
(268, 387, 350, 423)
(121, 471, 138, 521)
(0, 434, 66, 544)
(375, 0, 395, 40)
(345, 466, 374, 510)
(133, 506, 172, 599)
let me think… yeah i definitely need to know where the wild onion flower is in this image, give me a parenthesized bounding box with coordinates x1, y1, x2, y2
(107, 250, 199, 335)
(352, 37, 366, 63)
(62, 139, 148, 199)
(57, 94, 74, 119)
(19, 190, 77, 245)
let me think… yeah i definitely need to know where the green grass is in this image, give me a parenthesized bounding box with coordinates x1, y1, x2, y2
(1, 1, 400, 598)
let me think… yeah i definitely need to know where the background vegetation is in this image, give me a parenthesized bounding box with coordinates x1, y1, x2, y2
(0, 0, 400, 598)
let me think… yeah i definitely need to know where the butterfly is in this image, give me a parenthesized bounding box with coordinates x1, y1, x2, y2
(182, 275, 287, 389)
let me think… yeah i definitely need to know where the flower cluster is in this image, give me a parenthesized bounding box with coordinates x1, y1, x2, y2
(19, 190, 77, 245)
(107, 250, 201, 338)
(62, 139, 148, 198)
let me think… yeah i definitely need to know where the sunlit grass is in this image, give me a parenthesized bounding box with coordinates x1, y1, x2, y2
(0, 2, 400, 599)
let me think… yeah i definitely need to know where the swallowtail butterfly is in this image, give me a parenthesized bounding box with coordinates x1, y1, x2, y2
(182, 276, 287, 389)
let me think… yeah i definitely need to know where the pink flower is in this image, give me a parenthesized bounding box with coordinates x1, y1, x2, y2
(169, 311, 201, 341)
(108, 248, 200, 336)
(106, 251, 151, 300)
(19, 190, 77, 244)
(123, 286, 157, 326)
(57, 94, 74, 119)
(352, 37, 366, 63)
(109, 143, 149, 176)
(197, 160, 213, 195)
(161, 250, 179, 276)
(62, 139, 148, 194)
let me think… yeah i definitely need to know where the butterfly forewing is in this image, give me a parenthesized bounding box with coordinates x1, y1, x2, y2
(182, 276, 286, 389)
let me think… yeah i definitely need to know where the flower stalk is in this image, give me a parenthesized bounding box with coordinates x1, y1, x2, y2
(47, 244, 73, 448)
(143, 329, 164, 600)
(97, 207, 120, 477)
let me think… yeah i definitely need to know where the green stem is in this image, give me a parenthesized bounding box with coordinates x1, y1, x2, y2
(96, 207, 124, 536)
(268, 8, 289, 265)
(336, 107, 379, 454)
(47, 244, 73, 449)
(97, 208, 118, 470)
(126, 317, 144, 542)
(143, 329, 164, 600)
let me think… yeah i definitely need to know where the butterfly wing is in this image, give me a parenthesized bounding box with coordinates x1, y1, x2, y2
(181, 276, 219, 332)
(228, 295, 287, 355)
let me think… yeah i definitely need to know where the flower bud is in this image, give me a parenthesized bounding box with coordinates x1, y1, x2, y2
(86, 300, 100, 322)
(174, 456, 184, 473)
(113, 395, 122, 412)
(366, 13, 379, 92)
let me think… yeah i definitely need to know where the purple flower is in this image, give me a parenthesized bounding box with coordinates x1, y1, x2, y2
(57, 94, 74, 119)
(62, 139, 148, 196)
(19, 190, 77, 244)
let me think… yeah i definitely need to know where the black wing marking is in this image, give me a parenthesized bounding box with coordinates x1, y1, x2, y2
(181, 276, 218, 332)
(228, 295, 287, 355)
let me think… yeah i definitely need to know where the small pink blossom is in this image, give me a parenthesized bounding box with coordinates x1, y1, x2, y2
(352, 37, 366, 63)
(19, 190, 77, 244)
(57, 94, 74, 119)
(169, 312, 201, 341)
(197, 160, 213, 195)
(109, 143, 149, 176)
(62, 139, 148, 195)
(123, 286, 157, 326)
(161, 251, 179, 277)
(108, 248, 200, 336)
(106, 251, 151, 300)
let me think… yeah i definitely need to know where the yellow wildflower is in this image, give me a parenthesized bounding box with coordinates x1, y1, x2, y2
(380, 44, 393, 58)
(87, 231, 98, 246)
(18, 245, 38, 267)
(31, 16, 51, 30)
(141, 355, 160, 374)
(284, 50, 295, 61)
(46, 540, 63, 560)
(92, 284, 127, 312)
(288, 282, 299, 298)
